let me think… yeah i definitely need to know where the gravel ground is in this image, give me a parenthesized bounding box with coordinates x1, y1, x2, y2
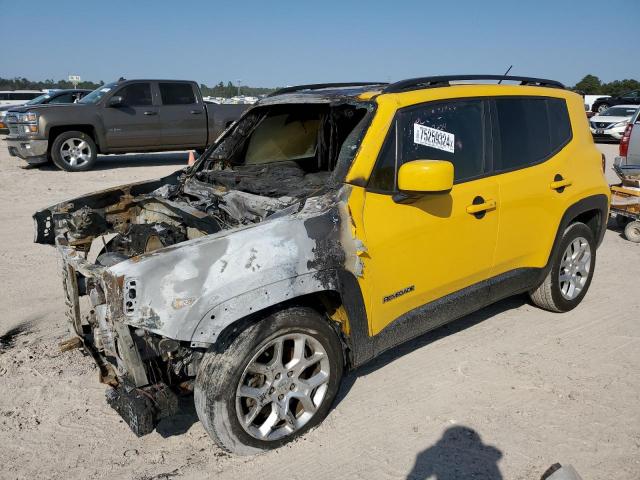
(0, 140, 638, 480)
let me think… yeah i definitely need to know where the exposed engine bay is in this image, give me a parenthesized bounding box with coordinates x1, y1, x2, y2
(51, 102, 369, 264)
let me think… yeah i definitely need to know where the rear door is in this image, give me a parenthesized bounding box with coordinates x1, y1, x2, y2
(101, 82, 159, 149)
(490, 96, 574, 273)
(157, 82, 206, 148)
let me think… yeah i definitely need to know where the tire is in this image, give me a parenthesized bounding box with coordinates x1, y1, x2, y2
(51, 130, 97, 172)
(194, 307, 344, 455)
(624, 221, 640, 243)
(595, 103, 610, 114)
(529, 222, 596, 312)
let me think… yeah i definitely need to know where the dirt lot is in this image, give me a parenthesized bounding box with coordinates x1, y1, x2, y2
(0, 140, 638, 480)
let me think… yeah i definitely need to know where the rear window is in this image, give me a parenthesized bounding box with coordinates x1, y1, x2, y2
(159, 83, 196, 105)
(493, 97, 571, 172)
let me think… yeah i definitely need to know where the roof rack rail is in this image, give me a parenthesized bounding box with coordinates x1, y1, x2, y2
(267, 82, 388, 97)
(382, 75, 565, 94)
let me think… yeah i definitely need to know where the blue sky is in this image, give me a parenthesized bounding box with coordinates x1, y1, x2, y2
(1, 0, 638, 87)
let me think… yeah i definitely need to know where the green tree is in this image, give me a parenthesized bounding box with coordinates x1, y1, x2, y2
(574, 74, 602, 94)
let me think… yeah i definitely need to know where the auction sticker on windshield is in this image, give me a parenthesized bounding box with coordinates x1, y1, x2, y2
(413, 124, 455, 153)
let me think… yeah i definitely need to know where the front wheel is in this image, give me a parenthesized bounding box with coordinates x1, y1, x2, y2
(529, 222, 596, 312)
(194, 307, 344, 455)
(51, 131, 97, 172)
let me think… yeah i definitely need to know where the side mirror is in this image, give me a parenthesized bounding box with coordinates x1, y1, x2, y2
(398, 159, 454, 194)
(108, 96, 124, 107)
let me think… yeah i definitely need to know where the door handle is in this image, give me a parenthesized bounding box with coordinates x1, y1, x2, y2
(143, 111, 157, 116)
(190, 110, 203, 114)
(466, 196, 496, 219)
(550, 174, 572, 191)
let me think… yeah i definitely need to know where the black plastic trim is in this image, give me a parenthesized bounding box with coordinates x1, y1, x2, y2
(268, 82, 388, 98)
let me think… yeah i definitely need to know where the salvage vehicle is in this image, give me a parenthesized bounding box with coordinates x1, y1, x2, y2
(589, 105, 639, 142)
(35, 75, 610, 454)
(5, 79, 248, 171)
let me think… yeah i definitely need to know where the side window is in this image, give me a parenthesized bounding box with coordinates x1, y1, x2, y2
(622, 91, 638, 99)
(493, 97, 571, 172)
(48, 93, 76, 104)
(115, 83, 152, 106)
(159, 82, 196, 105)
(368, 99, 487, 191)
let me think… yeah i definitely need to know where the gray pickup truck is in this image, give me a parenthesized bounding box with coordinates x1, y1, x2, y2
(5, 79, 248, 171)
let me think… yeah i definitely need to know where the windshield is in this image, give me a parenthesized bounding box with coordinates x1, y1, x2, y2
(79, 82, 117, 104)
(602, 107, 638, 117)
(25, 93, 51, 105)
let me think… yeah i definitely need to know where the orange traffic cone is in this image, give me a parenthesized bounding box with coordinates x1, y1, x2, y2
(188, 150, 195, 166)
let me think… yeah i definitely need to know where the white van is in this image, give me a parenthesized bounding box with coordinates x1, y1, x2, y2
(0, 90, 43, 106)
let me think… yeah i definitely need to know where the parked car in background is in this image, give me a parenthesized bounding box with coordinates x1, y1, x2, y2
(592, 90, 640, 113)
(618, 106, 640, 165)
(583, 94, 610, 118)
(589, 105, 639, 142)
(0, 89, 91, 132)
(0, 90, 42, 106)
(5, 79, 249, 171)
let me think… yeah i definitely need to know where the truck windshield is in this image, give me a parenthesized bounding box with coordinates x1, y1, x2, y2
(25, 93, 51, 105)
(79, 82, 118, 104)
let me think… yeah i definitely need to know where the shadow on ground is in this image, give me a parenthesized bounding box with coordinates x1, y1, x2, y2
(32, 152, 189, 171)
(334, 295, 527, 408)
(407, 426, 503, 480)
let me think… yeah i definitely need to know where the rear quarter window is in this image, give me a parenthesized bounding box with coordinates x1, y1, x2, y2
(493, 97, 572, 172)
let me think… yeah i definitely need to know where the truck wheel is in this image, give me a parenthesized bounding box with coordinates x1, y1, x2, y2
(596, 103, 610, 113)
(529, 222, 596, 313)
(194, 307, 344, 455)
(624, 221, 640, 243)
(51, 131, 97, 172)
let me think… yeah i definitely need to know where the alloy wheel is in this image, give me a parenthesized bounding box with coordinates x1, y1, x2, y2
(60, 138, 92, 168)
(558, 236, 591, 300)
(235, 332, 330, 441)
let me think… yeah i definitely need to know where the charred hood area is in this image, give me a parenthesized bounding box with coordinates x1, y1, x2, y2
(34, 101, 372, 265)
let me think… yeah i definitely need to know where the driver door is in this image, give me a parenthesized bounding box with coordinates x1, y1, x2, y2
(361, 98, 499, 335)
(102, 82, 160, 149)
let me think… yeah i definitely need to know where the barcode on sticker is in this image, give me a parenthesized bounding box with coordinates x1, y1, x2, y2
(413, 124, 455, 153)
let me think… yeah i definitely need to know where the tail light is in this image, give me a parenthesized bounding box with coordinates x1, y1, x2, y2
(620, 123, 633, 157)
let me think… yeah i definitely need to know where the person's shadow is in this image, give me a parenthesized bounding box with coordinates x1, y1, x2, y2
(407, 426, 503, 480)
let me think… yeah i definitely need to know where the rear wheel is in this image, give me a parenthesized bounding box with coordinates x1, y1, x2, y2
(624, 221, 640, 243)
(51, 130, 97, 172)
(596, 103, 610, 113)
(530, 222, 596, 312)
(194, 307, 344, 455)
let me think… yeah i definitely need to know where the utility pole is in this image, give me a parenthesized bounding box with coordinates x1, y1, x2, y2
(237, 79, 241, 97)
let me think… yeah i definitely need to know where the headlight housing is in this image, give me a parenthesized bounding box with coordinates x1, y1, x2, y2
(16, 112, 38, 123)
(613, 120, 629, 128)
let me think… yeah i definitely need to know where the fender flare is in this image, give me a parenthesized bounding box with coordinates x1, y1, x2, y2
(188, 271, 340, 345)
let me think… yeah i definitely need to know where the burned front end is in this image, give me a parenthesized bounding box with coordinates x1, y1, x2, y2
(33, 92, 373, 436)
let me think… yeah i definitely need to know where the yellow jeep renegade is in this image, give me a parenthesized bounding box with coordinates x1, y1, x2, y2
(39, 75, 610, 454)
